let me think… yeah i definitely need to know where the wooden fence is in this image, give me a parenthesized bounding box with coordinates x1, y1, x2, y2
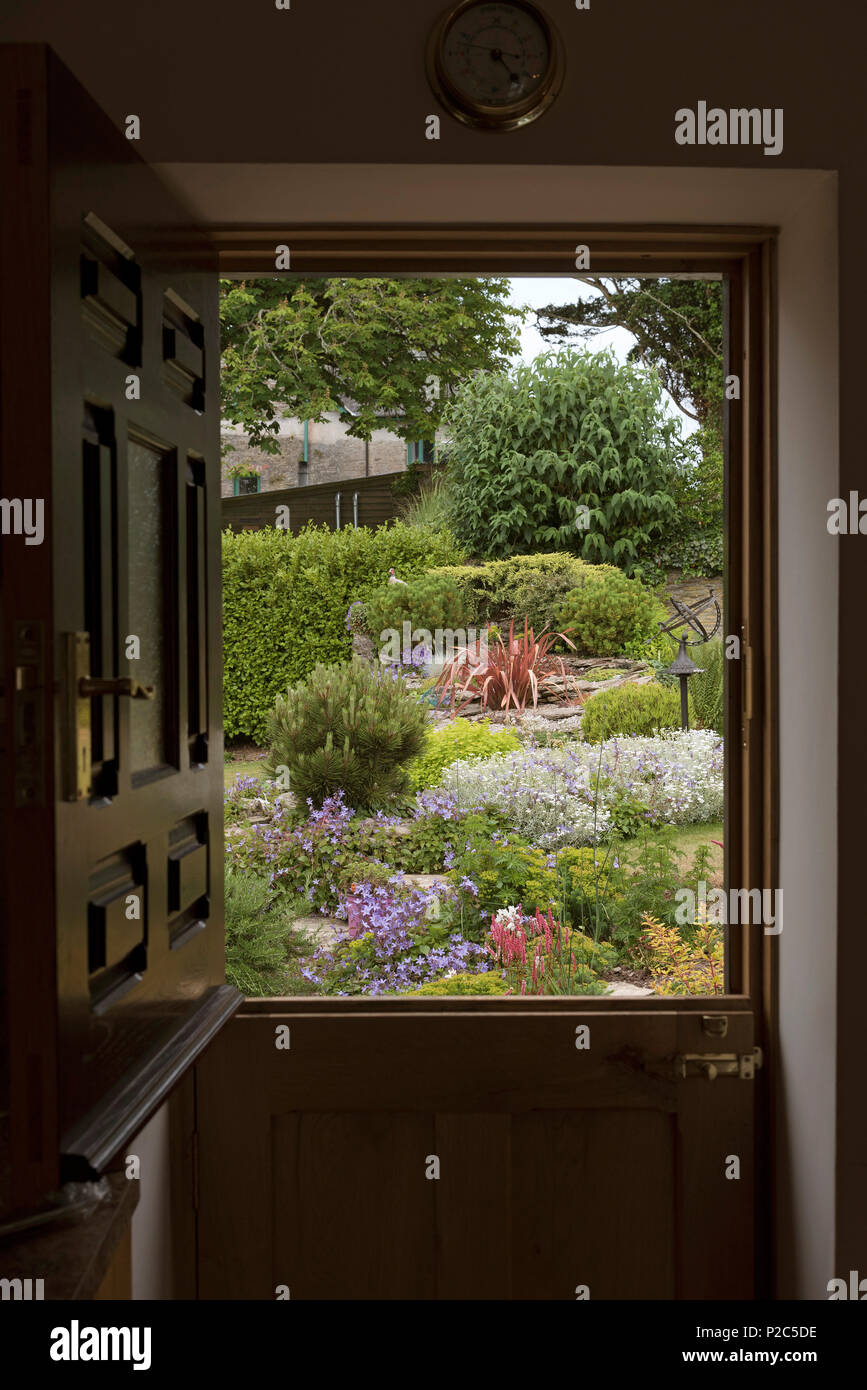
(222, 471, 409, 534)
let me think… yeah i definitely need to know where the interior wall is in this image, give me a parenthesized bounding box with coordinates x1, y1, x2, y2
(130, 1101, 174, 1300)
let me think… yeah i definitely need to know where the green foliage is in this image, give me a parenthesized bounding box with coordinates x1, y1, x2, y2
(408, 718, 520, 791)
(222, 522, 465, 743)
(220, 276, 523, 454)
(638, 426, 724, 580)
(536, 278, 724, 436)
(395, 468, 454, 532)
(554, 567, 667, 656)
(581, 681, 680, 742)
(363, 574, 470, 645)
(428, 553, 587, 625)
(224, 869, 293, 996)
(359, 808, 508, 876)
(442, 349, 680, 573)
(411, 971, 508, 996)
(266, 658, 429, 811)
(688, 637, 725, 735)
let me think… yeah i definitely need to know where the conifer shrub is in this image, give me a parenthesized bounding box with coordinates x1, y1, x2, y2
(363, 574, 469, 645)
(555, 567, 666, 656)
(429, 552, 586, 624)
(265, 657, 429, 811)
(581, 680, 680, 742)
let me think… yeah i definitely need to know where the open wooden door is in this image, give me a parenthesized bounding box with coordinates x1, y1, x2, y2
(0, 45, 237, 1220)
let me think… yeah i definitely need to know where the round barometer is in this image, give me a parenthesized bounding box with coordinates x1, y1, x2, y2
(426, 0, 565, 131)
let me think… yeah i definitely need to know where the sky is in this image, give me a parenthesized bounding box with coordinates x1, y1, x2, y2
(506, 276, 698, 436)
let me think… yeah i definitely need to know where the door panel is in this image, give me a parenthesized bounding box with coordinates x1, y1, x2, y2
(197, 1005, 756, 1299)
(0, 45, 238, 1211)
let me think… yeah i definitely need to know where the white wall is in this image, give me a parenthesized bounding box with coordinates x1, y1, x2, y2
(130, 1101, 174, 1300)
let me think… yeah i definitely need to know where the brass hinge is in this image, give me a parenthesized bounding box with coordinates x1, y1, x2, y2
(191, 1129, 199, 1212)
(675, 1046, 763, 1081)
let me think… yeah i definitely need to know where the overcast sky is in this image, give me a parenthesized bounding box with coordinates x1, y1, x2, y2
(506, 276, 697, 436)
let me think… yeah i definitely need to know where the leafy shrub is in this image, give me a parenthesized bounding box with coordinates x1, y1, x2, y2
(412, 971, 508, 996)
(363, 573, 470, 646)
(554, 566, 666, 657)
(642, 524, 723, 583)
(428, 553, 586, 624)
(223, 521, 465, 744)
(451, 836, 555, 933)
(358, 806, 508, 877)
(638, 425, 724, 581)
(581, 681, 680, 742)
(635, 913, 724, 995)
(688, 636, 724, 735)
(266, 658, 428, 811)
(408, 718, 520, 790)
(229, 791, 358, 915)
(442, 349, 680, 573)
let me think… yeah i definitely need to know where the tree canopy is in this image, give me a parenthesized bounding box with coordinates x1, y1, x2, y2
(534, 277, 724, 433)
(220, 276, 524, 454)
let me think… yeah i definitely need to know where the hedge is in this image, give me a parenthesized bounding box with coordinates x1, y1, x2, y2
(223, 522, 465, 744)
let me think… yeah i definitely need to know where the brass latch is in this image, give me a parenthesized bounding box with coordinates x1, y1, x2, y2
(78, 675, 155, 700)
(64, 633, 155, 800)
(675, 1046, 763, 1081)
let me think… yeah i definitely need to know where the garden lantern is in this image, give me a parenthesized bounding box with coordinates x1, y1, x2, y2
(664, 636, 703, 731)
(657, 588, 721, 731)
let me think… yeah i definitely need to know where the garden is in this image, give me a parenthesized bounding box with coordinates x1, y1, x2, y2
(223, 537, 726, 1001)
(221, 278, 727, 1001)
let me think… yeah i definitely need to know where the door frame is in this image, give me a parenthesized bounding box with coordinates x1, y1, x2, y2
(204, 224, 778, 1295)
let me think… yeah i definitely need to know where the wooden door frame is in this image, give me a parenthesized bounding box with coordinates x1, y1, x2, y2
(204, 224, 778, 1295)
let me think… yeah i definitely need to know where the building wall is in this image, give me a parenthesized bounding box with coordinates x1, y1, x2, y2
(220, 414, 412, 497)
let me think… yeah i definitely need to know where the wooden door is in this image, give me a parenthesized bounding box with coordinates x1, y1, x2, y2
(196, 997, 758, 1300)
(0, 45, 237, 1215)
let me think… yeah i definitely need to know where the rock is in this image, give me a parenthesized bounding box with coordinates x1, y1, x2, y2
(605, 982, 655, 998)
(400, 873, 450, 921)
(352, 632, 376, 662)
(293, 915, 345, 950)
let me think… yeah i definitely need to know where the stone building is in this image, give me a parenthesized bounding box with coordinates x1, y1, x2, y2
(221, 410, 438, 497)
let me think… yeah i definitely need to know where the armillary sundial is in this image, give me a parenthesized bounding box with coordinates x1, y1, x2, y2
(658, 589, 721, 730)
(658, 588, 721, 645)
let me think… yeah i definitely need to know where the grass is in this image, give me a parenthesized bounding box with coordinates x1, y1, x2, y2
(224, 754, 269, 790)
(622, 819, 724, 885)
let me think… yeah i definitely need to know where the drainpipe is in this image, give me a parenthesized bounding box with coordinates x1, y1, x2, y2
(299, 419, 309, 485)
(365, 439, 369, 477)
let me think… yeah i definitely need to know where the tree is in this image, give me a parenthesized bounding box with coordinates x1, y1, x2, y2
(535, 277, 723, 433)
(442, 349, 682, 576)
(535, 279, 725, 579)
(220, 276, 524, 455)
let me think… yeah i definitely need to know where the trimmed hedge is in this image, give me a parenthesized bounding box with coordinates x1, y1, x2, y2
(223, 523, 465, 744)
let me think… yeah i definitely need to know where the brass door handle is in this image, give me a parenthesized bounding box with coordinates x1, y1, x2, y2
(78, 676, 155, 701)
